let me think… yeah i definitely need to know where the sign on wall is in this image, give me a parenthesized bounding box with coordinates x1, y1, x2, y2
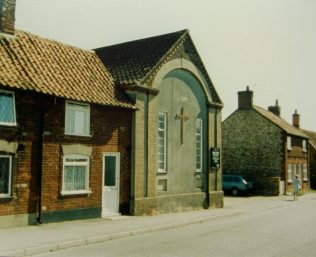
(210, 147, 220, 169)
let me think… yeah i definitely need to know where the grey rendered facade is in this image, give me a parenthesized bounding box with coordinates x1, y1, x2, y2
(96, 30, 224, 215)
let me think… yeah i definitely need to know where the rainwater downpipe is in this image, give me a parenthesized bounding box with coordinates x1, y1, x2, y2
(205, 106, 210, 208)
(37, 108, 45, 224)
(214, 107, 218, 191)
(143, 92, 149, 197)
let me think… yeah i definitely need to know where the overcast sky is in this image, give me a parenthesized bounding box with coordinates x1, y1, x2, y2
(15, 0, 316, 131)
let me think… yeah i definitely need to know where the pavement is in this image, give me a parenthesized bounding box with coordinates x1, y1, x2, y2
(1, 193, 314, 257)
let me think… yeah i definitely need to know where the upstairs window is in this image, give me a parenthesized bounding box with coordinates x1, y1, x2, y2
(65, 101, 90, 136)
(0, 90, 16, 126)
(196, 119, 203, 172)
(62, 154, 90, 195)
(287, 136, 292, 150)
(157, 112, 167, 173)
(302, 140, 307, 152)
(287, 164, 292, 183)
(0, 155, 12, 197)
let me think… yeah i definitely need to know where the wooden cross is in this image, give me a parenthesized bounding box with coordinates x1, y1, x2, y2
(175, 107, 189, 145)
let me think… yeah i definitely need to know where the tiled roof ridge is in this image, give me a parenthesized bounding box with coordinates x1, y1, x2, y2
(140, 30, 188, 85)
(253, 105, 308, 138)
(95, 29, 188, 51)
(15, 29, 95, 53)
(0, 29, 135, 109)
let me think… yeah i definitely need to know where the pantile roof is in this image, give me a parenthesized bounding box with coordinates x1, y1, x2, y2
(0, 30, 134, 109)
(254, 106, 308, 138)
(95, 29, 222, 105)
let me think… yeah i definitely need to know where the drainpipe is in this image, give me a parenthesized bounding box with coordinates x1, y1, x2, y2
(37, 105, 45, 224)
(143, 92, 149, 197)
(205, 107, 210, 208)
(214, 108, 218, 191)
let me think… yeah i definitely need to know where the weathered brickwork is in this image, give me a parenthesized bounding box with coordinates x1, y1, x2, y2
(0, 89, 133, 226)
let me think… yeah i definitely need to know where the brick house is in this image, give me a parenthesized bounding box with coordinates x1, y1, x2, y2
(222, 87, 309, 195)
(0, 0, 134, 227)
(300, 127, 316, 189)
(95, 30, 224, 215)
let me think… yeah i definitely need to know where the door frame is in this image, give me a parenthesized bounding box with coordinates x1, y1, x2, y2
(102, 152, 120, 217)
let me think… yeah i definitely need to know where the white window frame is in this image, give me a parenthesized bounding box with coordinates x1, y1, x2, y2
(302, 140, 307, 152)
(157, 112, 167, 173)
(303, 163, 308, 181)
(287, 163, 292, 183)
(61, 154, 91, 195)
(0, 155, 12, 198)
(287, 136, 292, 150)
(65, 101, 90, 136)
(0, 89, 17, 126)
(196, 119, 203, 173)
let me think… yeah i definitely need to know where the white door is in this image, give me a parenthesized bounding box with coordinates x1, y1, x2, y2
(102, 153, 120, 217)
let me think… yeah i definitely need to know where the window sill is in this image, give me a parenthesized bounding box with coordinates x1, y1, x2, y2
(0, 195, 15, 201)
(287, 180, 293, 184)
(60, 190, 92, 196)
(157, 170, 167, 175)
(303, 178, 308, 182)
(64, 133, 92, 138)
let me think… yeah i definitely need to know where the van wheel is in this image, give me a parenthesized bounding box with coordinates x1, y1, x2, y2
(232, 188, 239, 196)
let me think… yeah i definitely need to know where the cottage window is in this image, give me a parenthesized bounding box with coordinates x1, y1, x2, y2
(196, 119, 203, 172)
(157, 112, 167, 173)
(303, 163, 308, 181)
(61, 154, 90, 195)
(65, 101, 90, 136)
(287, 164, 293, 183)
(302, 140, 307, 152)
(0, 90, 16, 126)
(0, 155, 12, 197)
(287, 136, 292, 150)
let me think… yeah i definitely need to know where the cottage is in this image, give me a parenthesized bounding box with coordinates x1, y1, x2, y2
(95, 30, 224, 214)
(0, 0, 134, 227)
(300, 128, 316, 189)
(222, 87, 309, 195)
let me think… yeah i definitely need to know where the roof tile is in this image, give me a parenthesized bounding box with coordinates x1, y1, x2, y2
(0, 30, 134, 109)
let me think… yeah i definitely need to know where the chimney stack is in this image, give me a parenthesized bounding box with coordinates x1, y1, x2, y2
(0, 0, 16, 35)
(268, 99, 281, 116)
(292, 110, 300, 128)
(238, 86, 253, 110)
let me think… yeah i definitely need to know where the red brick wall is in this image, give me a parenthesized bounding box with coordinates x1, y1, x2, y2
(0, 89, 133, 218)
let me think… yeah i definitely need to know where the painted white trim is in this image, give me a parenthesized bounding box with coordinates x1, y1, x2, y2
(157, 112, 167, 173)
(102, 152, 121, 217)
(65, 100, 91, 137)
(196, 119, 203, 173)
(61, 154, 90, 194)
(0, 154, 12, 198)
(0, 89, 17, 127)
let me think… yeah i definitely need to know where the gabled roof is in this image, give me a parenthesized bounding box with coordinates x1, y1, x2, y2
(95, 30, 185, 85)
(0, 30, 134, 109)
(95, 29, 222, 105)
(301, 129, 316, 149)
(253, 106, 308, 138)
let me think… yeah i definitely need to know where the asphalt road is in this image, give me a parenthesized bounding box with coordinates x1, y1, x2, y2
(36, 196, 316, 257)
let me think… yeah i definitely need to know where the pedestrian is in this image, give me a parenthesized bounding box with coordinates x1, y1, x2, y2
(293, 175, 301, 200)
